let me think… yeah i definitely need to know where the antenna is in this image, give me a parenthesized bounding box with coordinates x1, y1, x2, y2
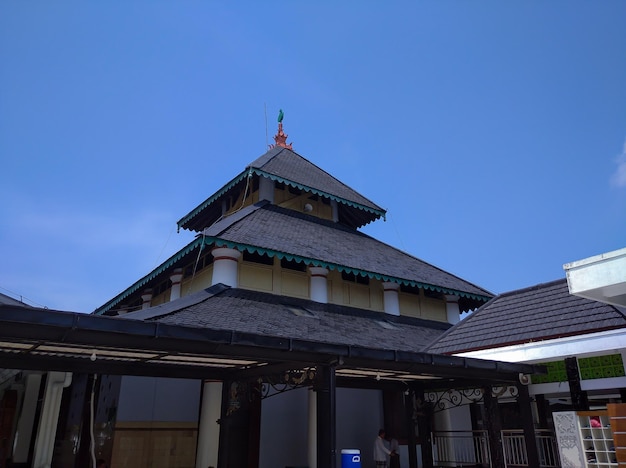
(264, 103, 268, 148)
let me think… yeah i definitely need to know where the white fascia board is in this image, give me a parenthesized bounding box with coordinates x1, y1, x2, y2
(529, 381, 570, 397)
(564, 247, 626, 306)
(581, 376, 626, 392)
(454, 328, 626, 364)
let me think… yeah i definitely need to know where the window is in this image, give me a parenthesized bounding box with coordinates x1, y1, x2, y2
(286, 306, 316, 318)
(342, 271, 370, 285)
(400, 284, 420, 295)
(154, 280, 171, 296)
(243, 250, 274, 266)
(376, 320, 399, 330)
(183, 253, 214, 278)
(423, 288, 444, 300)
(288, 185, 302, 195)
(281, 258, 307, 272)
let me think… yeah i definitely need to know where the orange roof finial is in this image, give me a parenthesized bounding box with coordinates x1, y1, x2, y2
(270, 109, 293, 150)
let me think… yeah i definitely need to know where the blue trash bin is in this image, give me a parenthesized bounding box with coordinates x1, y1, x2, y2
(341, 449, 361, 468)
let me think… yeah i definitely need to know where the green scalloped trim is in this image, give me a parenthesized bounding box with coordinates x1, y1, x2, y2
(208, 237, 489, 301)
(94, 237, 208, 314)
(177, 170, 251, 231)
(251, 168, 386, 220)
(96, 234, 490, 315)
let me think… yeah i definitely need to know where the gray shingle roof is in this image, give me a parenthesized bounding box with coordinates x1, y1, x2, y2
(126, 284, 451, 353)
(205, 202, 492, 301)
(248, 147, 384, 212)
(0, 292, 31, 307)
(178, 147, 386, 232)
(425, 279, 626, 354)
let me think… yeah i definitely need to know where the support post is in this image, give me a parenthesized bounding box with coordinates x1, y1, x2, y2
(216, 380, 260, 468)
(517, 383, 540, 468)
(415, 388, 433, 468)
(308, 389, 317, 468)
(12, 373, 42, 464)
(32, 372, 72, 468)
(196, 381, 222, 468)
(405, 389, 418, 468)
(565, 356, 589, 410)
(316, 365, 336, 468)
(535, 393, 549, 428)
(483, 386, 505, 468)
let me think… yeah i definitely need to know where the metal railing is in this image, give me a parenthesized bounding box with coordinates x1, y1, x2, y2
(432, 430, 491, 467)
(432, 429, 560, 467)
(501, 429, 560, 468)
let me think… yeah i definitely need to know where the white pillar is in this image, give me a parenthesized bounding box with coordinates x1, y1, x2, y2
(141, 289, 153, 310)
(196, 381, 223, 468)
(308, 389, 317, 468)
(32, 372, 72, 468)
(383, 282, 400, 316)
(445, 294, 461, 325)
(169, 268, 184, 301)
(13, 373, 43, 464)
(211, 247, 241, 287)
(331, 199, 339, 222)
(258, 176, 274, 203)
(309, 267, 329, 303)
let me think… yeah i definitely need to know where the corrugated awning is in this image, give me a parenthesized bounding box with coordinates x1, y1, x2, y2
(0, 304, 544, 385)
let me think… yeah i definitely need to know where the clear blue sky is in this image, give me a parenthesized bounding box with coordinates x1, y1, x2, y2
(1, 2, 625, 312)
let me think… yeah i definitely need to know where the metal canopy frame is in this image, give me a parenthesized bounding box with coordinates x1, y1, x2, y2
(0, 305, 542, 387)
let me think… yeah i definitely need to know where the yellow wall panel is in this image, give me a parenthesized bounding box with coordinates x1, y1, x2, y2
(348, 284, 371, 309)
(281, 271, 309, 298)
(370, 283, 384, 310)
(421, 297, 446, 321)
(399, 293, 421, 318)
(182, 267, 213, 294)
(240, 264, 274, 291)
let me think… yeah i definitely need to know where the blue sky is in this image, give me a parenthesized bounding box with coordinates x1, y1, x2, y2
(1, 2, 625, 312)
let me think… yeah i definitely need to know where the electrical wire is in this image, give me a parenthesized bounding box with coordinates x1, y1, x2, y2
(0, 285, 47, 308)
(185, 170, 253, 294)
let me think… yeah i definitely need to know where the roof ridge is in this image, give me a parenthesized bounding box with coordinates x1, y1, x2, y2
(489, 278, 568, 299)
(203, 200, 269, 237)
(123, 283, 231, 321)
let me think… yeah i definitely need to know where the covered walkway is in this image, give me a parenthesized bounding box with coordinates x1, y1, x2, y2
(0, 302, 543, 468)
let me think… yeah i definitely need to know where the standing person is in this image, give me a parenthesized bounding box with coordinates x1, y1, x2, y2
(389, 436, 400, 468)
(373, 429, 393, 468)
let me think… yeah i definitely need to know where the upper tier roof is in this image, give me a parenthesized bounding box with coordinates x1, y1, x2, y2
(425, 278, 626, 355)
(177, 146, 386, 232)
